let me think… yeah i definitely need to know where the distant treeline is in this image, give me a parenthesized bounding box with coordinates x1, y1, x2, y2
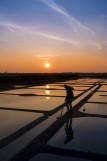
(0, 73, 107, 85)
(79, 73, 107, 78)
(0, 73, 78, 85)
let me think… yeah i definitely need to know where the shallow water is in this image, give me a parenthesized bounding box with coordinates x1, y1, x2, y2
(79, 103, 107, 115)
(88, 92, 107, 103)
(0, 95, 64, 110)
(0, 87, 84, 96)
(48, 117, 107, 154)
(30, 154, 88, 161)
(0, 111, 42, 140)
(98, 85, 107, 91)
(0, 78, 106, 161)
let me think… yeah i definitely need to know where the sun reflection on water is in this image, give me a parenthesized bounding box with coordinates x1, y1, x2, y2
(46, 85, 49, 89)
(45, 90, 50, 95)
(46, 97, 50, 100)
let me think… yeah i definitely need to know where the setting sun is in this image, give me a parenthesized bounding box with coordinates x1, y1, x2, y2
(45, 63, 50, 68)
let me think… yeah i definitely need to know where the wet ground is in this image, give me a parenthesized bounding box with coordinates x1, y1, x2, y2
(0, 78, 107, 161)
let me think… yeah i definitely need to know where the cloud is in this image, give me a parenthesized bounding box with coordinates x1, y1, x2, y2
(42, 0, 95, 35)
(33, 54, 52, 59)
(0, 16, 102, 50)
(103, 41, 107, 43)
(33, 53, 60, 59)
(41, 0, 104, 50)
(42, 0, 68, 16)
(86, 42, 102, 50)
(33, 50, 60, 58)
(99, 15, 107, 18)
(0, 17, 82, 47)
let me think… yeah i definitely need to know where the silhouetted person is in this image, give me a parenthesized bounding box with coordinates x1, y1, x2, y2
(64, 117, 73, 144)
(64, 84, 74, 113)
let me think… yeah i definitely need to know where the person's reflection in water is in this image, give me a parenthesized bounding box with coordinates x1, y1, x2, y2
(64, 117, 73, 144)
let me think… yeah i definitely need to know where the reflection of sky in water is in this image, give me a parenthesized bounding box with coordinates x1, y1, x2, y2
(0, 79, 107, 161)
(45, 87, 50, 98)
(98, 85, 107, 91)
(79, 103, 107, 115)
(46, 97, 50, 100)
(28, 84, 92, 90)
(30, 154, 88, 161)
(0, 88, 83, 97)
(103, 80, 107, 83)
(45, 90, 50, 95)
(46, 85, 49, 89)
(28, 84, 64, 89)
(0, 111, 42, 140)
(48, 117, 107, 154)
(0, 95, 64, 110)
(58, 79, 100, 84)
(49, 84, 92, 89)
(79, 79, 100, 82)
(88, 92, 107, 102)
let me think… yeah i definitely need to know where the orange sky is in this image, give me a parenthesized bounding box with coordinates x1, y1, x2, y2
(0, 0, 107, 73)
(0, 49, 106, 73)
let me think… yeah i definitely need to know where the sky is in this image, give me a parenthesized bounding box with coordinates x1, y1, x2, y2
(0, 0, 107, 73)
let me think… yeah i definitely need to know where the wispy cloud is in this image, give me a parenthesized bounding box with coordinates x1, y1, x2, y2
(33, 54, 52, 59)
(41, 0, 104, 50)
(99, 15, 107, 18)
(103, 41, 107, 43)
(33, 54, 58, 59)
(0, 16, 102, 50)
(33, 50, 60, 59)
(42, 0, 95, 35)
(0, 18, 61, 38)
(86, 42, 102, 50)
(0, 17, 82, 47)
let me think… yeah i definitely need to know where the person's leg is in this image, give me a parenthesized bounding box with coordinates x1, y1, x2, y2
(66, 100, 70, 111)
(68, 100, 72, 113)
(67, 104, 70, 111)
(69, 117, 72, 127)
(66, 120, 69, 129)
(70, 103, 72, 112)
